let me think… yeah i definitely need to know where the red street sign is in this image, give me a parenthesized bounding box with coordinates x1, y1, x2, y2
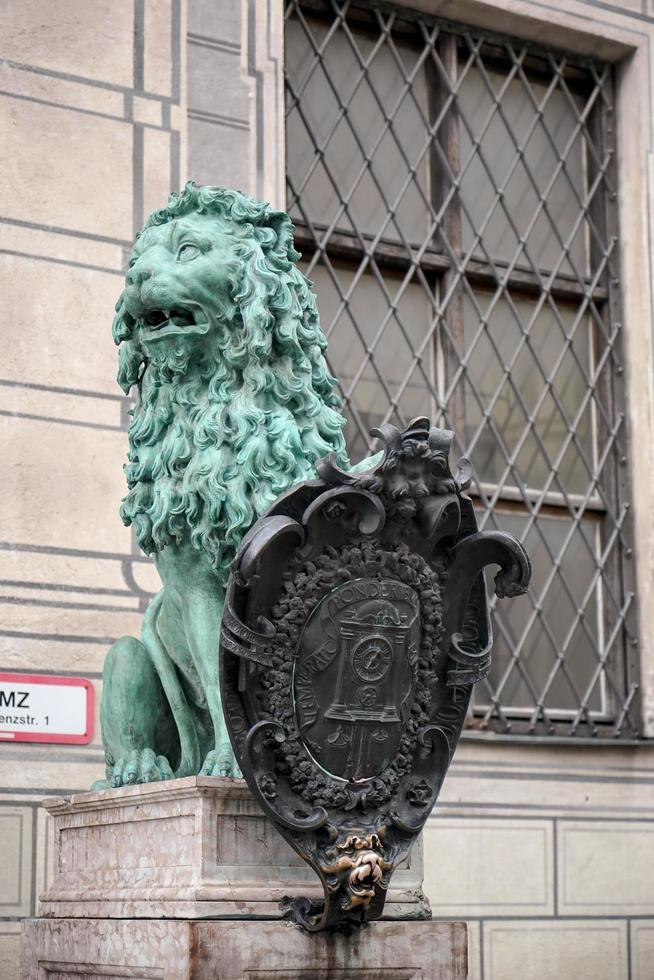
(0, 673, 94, 744)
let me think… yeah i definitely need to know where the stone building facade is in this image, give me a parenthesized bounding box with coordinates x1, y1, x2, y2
(2, 1, 654, 978)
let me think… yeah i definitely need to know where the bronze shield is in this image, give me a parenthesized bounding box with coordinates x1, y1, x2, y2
(220, 418, 530, 932)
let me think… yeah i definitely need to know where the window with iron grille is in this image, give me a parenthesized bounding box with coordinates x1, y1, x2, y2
(285, 0, 639, 738)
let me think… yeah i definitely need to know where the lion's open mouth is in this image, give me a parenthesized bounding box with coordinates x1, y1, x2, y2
(139, 306, 208, 340)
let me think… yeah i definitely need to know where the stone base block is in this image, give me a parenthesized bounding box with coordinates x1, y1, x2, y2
(20, 917, 467, 979)
(39, 777, 429, 920)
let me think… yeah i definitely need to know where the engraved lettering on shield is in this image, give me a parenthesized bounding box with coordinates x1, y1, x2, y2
(293, 578, 420, 781)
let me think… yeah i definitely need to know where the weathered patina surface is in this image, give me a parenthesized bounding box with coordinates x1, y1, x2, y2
(96, 184, 349, 787)
(220, 418, 531, 931)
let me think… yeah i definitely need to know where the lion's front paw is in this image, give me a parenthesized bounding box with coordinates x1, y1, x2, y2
(111, 748, 175, 787)
(200, 744, 242, 778)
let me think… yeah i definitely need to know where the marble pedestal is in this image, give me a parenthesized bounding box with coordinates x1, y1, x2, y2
(21, 918, 468, 978)
(20, 777, 468, 978)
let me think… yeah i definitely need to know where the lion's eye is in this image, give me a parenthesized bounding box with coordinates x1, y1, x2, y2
(177, 242, 201, 262)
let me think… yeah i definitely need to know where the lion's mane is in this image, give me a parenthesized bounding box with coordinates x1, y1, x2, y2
(112, 183, 348, 578)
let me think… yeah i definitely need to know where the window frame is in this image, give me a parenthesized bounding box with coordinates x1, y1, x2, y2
(284, 0, 641, 739)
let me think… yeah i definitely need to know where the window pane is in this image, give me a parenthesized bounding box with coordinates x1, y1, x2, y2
(306, 264, 435, 460)
(286, 15, 429, 244)
(462, 291, 595, 496)
(473, 510, 605, 718)
(458, 63, 588, 277)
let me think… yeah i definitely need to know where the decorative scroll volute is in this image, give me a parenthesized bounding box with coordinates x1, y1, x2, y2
(220, 419, 531, 931)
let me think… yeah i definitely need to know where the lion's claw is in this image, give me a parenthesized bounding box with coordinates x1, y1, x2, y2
(110, 748, 174, 787)
(201, 745, 242, 778)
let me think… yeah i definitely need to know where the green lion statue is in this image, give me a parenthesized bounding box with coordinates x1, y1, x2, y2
(95, 183, 350, 787)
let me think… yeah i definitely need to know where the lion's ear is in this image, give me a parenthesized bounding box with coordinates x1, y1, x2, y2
(112, 294, 135, 345)
(117, 340, 144, 394)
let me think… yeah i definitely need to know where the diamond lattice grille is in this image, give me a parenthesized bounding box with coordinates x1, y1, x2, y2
(285, 0, 638, 737)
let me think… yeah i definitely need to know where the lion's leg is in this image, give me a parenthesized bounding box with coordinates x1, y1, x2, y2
(180, 593, 241, 778)
(95, 636, 178, 788)
(195, 652, 242, 779)
(198, 681, 242, 779)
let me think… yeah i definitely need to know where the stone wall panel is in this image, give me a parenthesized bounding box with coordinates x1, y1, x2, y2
(0, 924, 21, 980)
(558, 820, 654, 915)
(0, 0, 134, 86)
(0, 808, 33, 917)
(1, 416, 131, 554)
(483, 919, 628, 980)
(631, 920, 654, 980)
(424, 817, 554, 917)
(0, 95, 133, 239)
(2, 256, 125, 393)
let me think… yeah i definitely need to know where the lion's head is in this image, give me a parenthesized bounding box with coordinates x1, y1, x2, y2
(113, 183, 347, 577)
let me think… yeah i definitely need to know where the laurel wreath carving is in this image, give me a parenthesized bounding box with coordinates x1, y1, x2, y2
(256, 539, 445, 813)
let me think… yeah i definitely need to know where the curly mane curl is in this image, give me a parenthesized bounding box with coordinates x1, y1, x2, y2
(113, 183, 348, 578)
